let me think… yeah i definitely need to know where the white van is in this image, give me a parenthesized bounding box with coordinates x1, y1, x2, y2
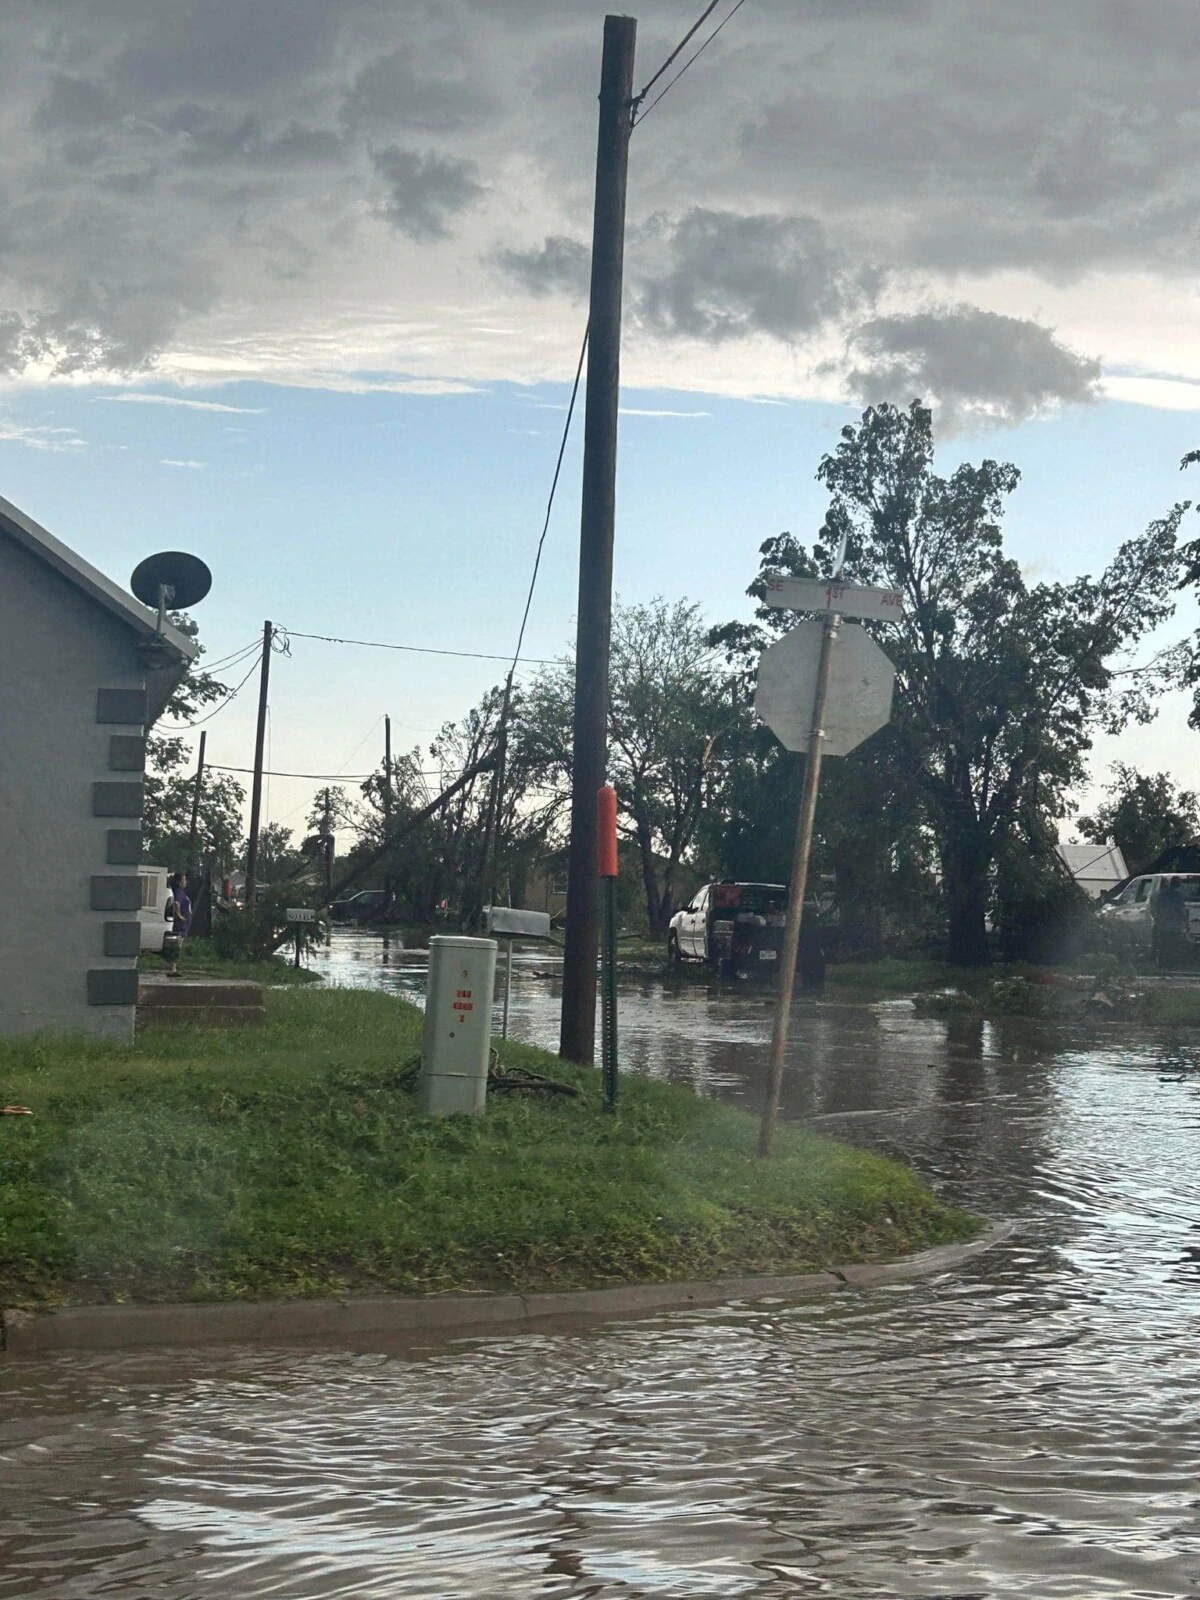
(1096, 872, 1200, 956)
(137, 865, 170, 952)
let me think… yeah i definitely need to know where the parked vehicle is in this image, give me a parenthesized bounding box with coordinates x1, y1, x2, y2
(668, 881, 787, 972)
(137, 865, 170, 952)
(1097, 872, 1200, 963)
(329, 889, 388, 924)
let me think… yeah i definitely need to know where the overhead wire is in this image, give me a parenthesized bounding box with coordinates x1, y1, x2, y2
(279, 629, 558, 666)
(181, 650, 263, 727)
(633, 1, 724, 108)
(633, 0, 750, 125)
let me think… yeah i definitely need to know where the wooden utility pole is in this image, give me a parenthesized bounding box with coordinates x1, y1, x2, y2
(243, 619, 273, 910)
(383, 715, 393, 914)
(185, 730, 206, 882)
(560, 12, 637, 1065)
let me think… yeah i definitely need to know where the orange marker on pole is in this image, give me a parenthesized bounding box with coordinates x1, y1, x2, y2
(597, 785, 619, 878)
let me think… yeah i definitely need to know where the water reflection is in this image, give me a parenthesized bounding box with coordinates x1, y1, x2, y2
(5, 930, 1200, 1596)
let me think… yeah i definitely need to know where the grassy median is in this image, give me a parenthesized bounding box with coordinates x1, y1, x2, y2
(0, 988, 977, 1310)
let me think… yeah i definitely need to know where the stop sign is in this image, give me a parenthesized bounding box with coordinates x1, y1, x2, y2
(754, 620, 895, 755)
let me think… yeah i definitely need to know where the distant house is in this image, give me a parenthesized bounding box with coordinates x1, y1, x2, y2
(0, 494, 194, 1038)
(1057, 841, 1129, 900)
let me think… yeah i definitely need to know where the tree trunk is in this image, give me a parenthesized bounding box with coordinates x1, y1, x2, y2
(944, 837, 991, 966)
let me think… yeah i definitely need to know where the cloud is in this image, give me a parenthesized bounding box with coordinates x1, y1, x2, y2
(619, 407, 712, 418)
(160, 457, 205, 468)
(99, 392, 264, 413)
(492, 236, 590, 299)
(634, 210, 861, 344)
(371, 146, 484, 240)
(842, 304, 1102, 429)
(0, 419, 86, 451)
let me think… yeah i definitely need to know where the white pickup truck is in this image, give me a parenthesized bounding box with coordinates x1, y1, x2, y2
(667, 881, 787, 973)
(1097, 871, 1200, 962)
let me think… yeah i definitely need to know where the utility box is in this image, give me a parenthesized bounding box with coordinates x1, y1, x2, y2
(418, 935, 498, 1116)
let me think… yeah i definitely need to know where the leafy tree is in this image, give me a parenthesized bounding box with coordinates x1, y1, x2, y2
(143, 614, 244, 869)
(723, 403, 1186, 964)
(525, 599, 732, 934)
(1078, 763, 1200, 874)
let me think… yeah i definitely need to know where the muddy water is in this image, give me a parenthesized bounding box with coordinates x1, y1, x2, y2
(5, 934, 1200, 1596)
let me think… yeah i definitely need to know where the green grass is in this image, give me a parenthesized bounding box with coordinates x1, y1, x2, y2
(0, 989, 976, 1311)
(138, 938, 322, 987)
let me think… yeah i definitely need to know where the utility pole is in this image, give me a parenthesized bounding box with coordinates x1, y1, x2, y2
(383, 715, 393, 914)
(185, 730, 206, 883)
(560, 12, 637, 1065)
(244, 619, 273, 911)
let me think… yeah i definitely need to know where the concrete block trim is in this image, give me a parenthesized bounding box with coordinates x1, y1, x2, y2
(87, 969, 139, 1006)
(103, 921, 142, 957)
(107, 735, 146, 772)
(93, 782, 143, 817)
(106, 830, 143, 865)
(96, 688, 148, 725)
(91, 876, 142, 911)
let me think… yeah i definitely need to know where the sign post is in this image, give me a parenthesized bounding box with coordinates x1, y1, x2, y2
(755, 579, 903, 1157)
(287, 906, 315, 970)
(482, 906, 553, 1040)
(598, 785, 620, 1109)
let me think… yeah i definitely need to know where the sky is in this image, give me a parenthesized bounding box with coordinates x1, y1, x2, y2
(3, 0, 1200, 846)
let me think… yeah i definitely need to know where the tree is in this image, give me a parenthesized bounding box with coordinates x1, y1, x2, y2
(1078, 763, 1200, 875)
(727, 403, 1186, 964)
(143, 614, 245, 869)
(525, 599, 732, 934)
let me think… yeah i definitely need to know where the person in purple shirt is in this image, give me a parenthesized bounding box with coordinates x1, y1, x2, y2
(163, 873, 192, 977)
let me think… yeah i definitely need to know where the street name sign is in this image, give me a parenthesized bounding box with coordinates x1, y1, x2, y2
(763, 577, 905, 621)
(754, 620, 895, 756)
(286, 907, 316, 923)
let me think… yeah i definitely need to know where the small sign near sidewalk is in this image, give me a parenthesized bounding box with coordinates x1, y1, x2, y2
(763, 576, 905, 621)
(286, 907, 316, 923)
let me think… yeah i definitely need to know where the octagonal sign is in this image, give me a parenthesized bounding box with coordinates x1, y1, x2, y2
(754, 620, 895, 755)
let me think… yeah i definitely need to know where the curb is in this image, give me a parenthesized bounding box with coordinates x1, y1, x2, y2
(1, 1221, 1011, 1357)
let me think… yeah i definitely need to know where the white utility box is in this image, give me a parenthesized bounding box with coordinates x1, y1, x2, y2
(418, 935, 498, 1116)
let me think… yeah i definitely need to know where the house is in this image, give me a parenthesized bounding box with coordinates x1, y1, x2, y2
(1057, 841, 1129, 900)
(0, 493, 195, 1038)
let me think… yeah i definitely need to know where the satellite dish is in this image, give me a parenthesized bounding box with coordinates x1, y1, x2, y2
(131, 552, 212, 624)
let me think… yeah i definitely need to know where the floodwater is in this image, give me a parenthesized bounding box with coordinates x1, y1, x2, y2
(5, 933, 1200, 1596)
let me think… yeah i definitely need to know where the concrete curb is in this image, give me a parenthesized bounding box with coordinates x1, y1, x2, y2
(1, 1221, 1012, 1357)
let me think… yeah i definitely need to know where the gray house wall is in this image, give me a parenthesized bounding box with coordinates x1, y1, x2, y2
(0, 532, 150, 1039)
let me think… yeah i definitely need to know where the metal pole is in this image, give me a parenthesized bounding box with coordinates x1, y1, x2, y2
(758, 613, 840, 1158)
(602, 874, 619, 1108)
(561, 13, 637, 1065)
(502, 937, 513, 1039)
(244, 620, 273, 911)
(186, 729, 206, 881)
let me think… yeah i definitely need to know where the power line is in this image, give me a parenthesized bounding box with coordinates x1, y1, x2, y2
(280, 629, 558, 667)
(633, 1, 724, 108)
(633, 0, 750, 125)
(508, 322, 589, 680)
(210, 763, 450, 781)
(198, 637, 262, 674)
(179, 651, 263, 727)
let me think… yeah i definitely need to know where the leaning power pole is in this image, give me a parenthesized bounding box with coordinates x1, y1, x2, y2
(243, 619, 273, 910)
(560, 12, 637, 1065)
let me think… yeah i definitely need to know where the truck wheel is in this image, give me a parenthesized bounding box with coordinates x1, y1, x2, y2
(668, 932, 682, 965)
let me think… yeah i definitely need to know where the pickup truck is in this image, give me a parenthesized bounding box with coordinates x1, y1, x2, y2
(668, 881, 787, 973)
(1097, 871, 1200, 964)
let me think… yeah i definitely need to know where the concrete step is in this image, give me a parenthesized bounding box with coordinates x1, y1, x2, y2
(137, 977, 265, 1029)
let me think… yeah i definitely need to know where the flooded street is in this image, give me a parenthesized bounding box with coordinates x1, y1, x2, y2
(5, 930, 1200, 1596)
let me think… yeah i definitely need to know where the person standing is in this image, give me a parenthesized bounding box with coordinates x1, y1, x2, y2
(1153, 876, 1187, 970)
(163, 872, 192, 978)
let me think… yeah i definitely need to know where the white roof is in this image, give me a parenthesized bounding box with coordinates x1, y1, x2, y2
(0, 490, 196, 661)
(1058, 842, 1129, 884)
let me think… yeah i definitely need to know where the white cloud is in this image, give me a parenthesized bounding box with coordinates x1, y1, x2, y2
(619, 407, 712, 418)
(0, 419, 85, 450)
(99, 392, 264, 413)
(160, 457, 204, 468)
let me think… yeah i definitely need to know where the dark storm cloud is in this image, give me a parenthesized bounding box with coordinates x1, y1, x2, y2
(0, 0, 1195, 383)
(843, 306, 1102, 429)
(371, 146, 484, 240)
(492, 236, 591, 299)
(634, 210, 857, 343)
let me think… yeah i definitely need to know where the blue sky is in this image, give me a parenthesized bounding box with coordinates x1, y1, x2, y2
(4, 376, 1200, 841)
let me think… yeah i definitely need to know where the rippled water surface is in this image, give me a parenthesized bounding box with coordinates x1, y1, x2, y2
(5, 931, 1200, 1597)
